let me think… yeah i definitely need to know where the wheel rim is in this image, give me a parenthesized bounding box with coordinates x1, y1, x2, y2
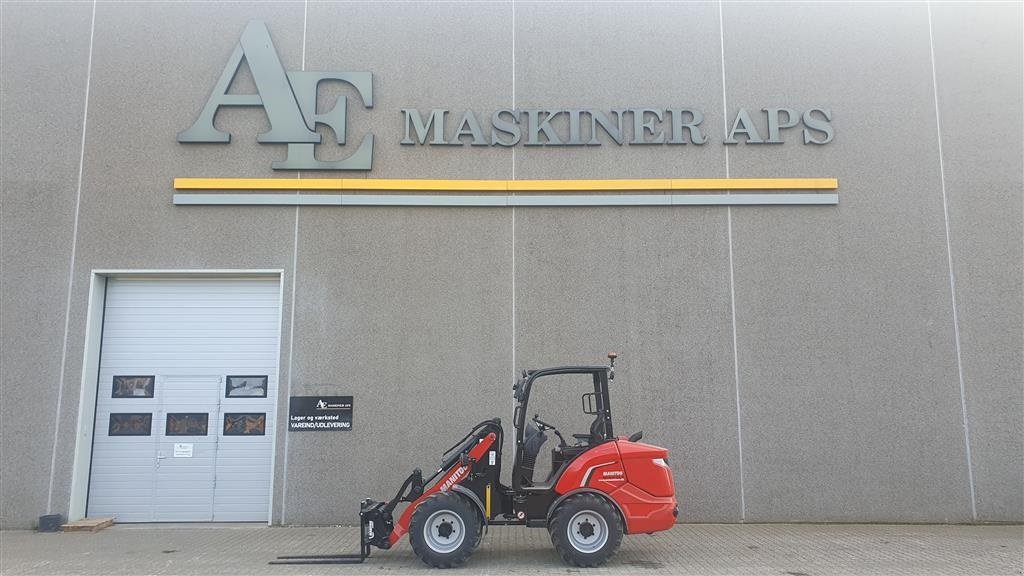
(566, 510, 608, 554)
(423, 509, 465, 554)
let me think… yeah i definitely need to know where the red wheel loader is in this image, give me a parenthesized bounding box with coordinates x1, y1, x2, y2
(273, 353, 678, 568)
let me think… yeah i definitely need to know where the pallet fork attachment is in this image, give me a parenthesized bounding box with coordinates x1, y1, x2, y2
(269, 514, 372, 565)
(270, 472, 422, 565)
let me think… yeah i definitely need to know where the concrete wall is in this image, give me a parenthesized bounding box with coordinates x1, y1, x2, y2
(1, 1, 1020, 528)
(1, 1, 94, 528)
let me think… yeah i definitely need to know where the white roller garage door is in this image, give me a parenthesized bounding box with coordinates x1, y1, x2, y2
(87, 277, 281, 522)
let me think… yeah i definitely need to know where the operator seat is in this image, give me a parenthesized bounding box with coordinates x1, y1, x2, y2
(572, 415, 607, 446)
(517, 421, 548, 488)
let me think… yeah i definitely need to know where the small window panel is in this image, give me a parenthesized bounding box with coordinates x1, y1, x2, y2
(166, 413, 209, 436)
(225, 375, 268, 398)
(109, 413, 152, 436)
(112, 375, 155, 398)
(224, 413, 266, 436)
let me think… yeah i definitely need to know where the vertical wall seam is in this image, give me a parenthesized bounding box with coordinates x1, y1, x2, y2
(510, 0, 517, 438)
(926, 1, 977, 521)
(718, 0, 746, 522)
(47, 0, 97, 515)
(281, 0, 309, 525)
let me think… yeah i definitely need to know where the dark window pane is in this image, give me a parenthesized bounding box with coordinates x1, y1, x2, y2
(224, 413, 266, 436)
(225, 375, 268, 398)
(109, 413, 152, 436)
(166, 413, 209, 436)
(112, 375, 154, 398)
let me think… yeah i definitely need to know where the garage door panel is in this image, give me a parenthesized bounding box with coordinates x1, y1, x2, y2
(214, 511, 266, 522)
(87, 277, 280, 523)
(214, 492, 271, 501)
(216, 467, 273, 478)
(88, 493, 154, 503)
(91, 437, 157, 447)
(214, 453, 273, 460)
(214, 439, 273, 446)
(106, 298, 281, 307)
(155, 509, 214, 521)
(101, 345, 281, 354)
(101, 352, 278, 360)
(102, 325, 279, 336)
(156, 490, 219, 499)
(214, 500, 272, 513)
(215, 453, 273, 462)
(99, 360, 279, 367)
(89, 464, 156, 474)
(88, 506, 152, 522)
(88, 483, 153, 494)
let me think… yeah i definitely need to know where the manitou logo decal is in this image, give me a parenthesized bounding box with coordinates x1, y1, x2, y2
(178, 20, 373, 170)
(440, 466, 468, 492)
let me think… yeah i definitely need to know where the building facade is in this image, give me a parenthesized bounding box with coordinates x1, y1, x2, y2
(1, 1, 1021, 528)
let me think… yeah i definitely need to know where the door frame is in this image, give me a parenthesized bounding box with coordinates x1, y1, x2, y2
(68, 269, 285, 524)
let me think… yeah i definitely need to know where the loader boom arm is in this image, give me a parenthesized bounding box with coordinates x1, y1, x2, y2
(389, 431, 497, 546)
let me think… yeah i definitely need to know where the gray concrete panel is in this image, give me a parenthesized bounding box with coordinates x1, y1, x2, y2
(514, 207, 741, 522)
(514, 1, 726, 180)
(724, 2, 973, 521)
(512, 1, 741, 522)
(290, 3, 514, 521)
(70, 1, 303, 267)
(931, 2, 1024, 522)
(302, 1, 513, 180)
(45, 3, 306, 522)
(0, 1, 93, 528)
(284, 207, 512, 524)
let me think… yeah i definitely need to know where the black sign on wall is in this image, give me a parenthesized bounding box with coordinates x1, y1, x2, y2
(289, 396, 353, 431)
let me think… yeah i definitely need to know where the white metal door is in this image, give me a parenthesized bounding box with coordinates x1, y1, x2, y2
(87, 277, 281, 522)
(154, 376, 220, 521)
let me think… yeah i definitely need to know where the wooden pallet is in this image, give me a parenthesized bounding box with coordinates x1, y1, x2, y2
(60, 517, 114, 533)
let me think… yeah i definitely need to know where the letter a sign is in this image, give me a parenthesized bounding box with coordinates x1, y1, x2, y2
(178, 20, 374, 170)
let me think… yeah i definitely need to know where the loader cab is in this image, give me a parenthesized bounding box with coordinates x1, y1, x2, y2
(511, 360, 615, 493)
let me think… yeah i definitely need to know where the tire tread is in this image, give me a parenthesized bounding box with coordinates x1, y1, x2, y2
(548, 493, 623, 567)
(409, 492, 481, 568)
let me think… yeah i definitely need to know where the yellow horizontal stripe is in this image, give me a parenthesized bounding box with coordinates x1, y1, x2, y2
(507, 179, 673, 191)
(357, 179, 508, 191)
(671, 178, 838, 190)
(173, 177, 838, 191)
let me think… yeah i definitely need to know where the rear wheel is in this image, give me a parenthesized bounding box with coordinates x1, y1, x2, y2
(409, 492, 481, 568)
(549, 493, 623, 567)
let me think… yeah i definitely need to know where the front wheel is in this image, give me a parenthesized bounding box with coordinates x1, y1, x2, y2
(409, 492, 481, 568)
(548, 493, 623, 567)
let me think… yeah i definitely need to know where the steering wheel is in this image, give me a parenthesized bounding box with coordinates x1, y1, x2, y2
(532, 414, 567, 447)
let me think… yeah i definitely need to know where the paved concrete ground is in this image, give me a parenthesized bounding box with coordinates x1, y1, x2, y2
(0, 524, 1020, 576)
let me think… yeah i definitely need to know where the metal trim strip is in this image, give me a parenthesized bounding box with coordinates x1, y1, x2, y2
(173, 193, 839, 206)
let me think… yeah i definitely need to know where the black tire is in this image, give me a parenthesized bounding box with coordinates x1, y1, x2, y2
(548, 493, 623, 567)
(409, 492, 481, 568)
(471, 511, 485, 550)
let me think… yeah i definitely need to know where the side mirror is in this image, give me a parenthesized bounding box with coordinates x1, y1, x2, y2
(581, 392, 597, 415)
